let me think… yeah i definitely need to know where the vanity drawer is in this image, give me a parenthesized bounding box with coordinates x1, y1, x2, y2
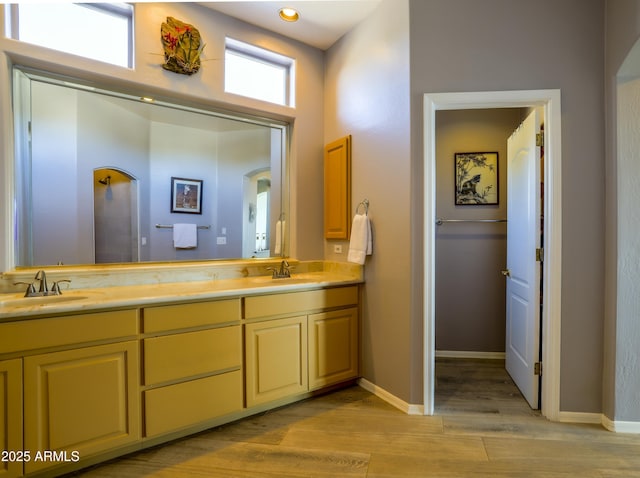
(244, 286, 358, 320)
(143, 325, 241, 385)
(0, 309, 138, 355)
(142, 299, 240, 333)
(144, 370, 243, 437)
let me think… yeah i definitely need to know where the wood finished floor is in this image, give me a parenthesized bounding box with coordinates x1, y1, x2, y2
(69, 359, 640, 477)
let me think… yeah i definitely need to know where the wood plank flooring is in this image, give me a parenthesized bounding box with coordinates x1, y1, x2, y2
(68, 359, 640, 477)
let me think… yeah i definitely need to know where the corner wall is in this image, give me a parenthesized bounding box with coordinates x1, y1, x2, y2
(604, 0, 640, 424)
(324, 0, 413, 401)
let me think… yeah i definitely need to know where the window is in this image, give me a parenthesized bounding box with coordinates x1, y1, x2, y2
(7, 3, 133, 68)
(225, 38, 295, 107)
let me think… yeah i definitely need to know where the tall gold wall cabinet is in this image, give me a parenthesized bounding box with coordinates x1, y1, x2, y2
(324, 135, 352, 239)
(0, 284, 359, 477)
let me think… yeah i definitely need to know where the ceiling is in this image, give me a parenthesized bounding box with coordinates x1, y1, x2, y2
(200, 1, 382, 50)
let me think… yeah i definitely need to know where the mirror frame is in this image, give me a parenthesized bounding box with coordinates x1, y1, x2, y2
(11, 66, 291, 269)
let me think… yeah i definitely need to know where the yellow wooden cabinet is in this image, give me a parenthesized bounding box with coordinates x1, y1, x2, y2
(308, 307, 359, 390)
(24, 341, 140, 474)
(0, 359, 22, 478)
(141, 300, 243, 438)
(324, 135, 352, 239)
(245, 315, 308, 407)
(244, 286, 359, 406)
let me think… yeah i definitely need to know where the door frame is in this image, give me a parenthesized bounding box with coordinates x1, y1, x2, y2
(423, 90, 562, 421)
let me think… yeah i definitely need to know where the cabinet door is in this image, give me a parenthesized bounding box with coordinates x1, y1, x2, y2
(24, 341, 140, 474)
(308, 308, 359, 390)
(245, 316, 308, 407)
(324, 135, 352, 239)
(0, 359, 22, 478)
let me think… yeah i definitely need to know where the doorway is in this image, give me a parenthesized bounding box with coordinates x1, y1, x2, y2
(93, 167, 139, 263)
(423, 90, 562, 421)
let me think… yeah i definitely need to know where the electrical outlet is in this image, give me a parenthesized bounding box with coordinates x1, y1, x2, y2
(217, 237, 227, 245)
(334, 244, 343, 254)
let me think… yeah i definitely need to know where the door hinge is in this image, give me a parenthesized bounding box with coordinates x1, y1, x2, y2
(534, 362, 542, 376)
(536, 248, 544, 262)
(536, 132, 544, 147)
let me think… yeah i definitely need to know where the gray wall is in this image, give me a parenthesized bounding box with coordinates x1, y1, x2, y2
(325, 0, 413, 400)
(325, 0, 606, 411)
(409, 0, 605, 411)
(435, 109, 523, 353)
(604, 0, 640, 423)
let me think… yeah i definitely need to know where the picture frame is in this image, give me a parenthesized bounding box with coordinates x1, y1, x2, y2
(171, 177, 203, 214)
(454, 152, 499, 205)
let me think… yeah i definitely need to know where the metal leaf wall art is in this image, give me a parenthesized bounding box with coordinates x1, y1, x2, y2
(161, 17, 204, 75)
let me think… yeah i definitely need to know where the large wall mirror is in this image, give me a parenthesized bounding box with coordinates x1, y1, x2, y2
(12, 68, 289, 267)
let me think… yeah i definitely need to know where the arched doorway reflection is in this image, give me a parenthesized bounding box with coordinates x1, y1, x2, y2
(243, 169, 271, 258)
(93, 167, 139, 263)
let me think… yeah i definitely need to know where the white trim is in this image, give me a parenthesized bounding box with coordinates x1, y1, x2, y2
(602, 416, 640, 434)
(357, 378, 424, 415)
(423, 90, 562, 421)
(436, 350, 506, 360)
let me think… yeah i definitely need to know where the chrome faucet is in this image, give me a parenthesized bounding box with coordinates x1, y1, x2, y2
(14, 270, 71, 297)
(35, 270, 48, 294)
(268, 260, 292, 279)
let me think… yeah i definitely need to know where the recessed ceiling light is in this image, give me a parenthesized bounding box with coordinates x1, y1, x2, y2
(279, 7, 299, 22)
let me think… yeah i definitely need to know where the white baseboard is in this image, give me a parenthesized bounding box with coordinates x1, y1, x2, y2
(357, 378, 423, 415)
(357, 378, 640, 433)
(602, 415, 640, 433)
(436, 350, 506, 360)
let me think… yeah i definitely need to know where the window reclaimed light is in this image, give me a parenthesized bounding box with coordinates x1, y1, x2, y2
(225, 38, 295, 107)
(8, 3, 133, 68)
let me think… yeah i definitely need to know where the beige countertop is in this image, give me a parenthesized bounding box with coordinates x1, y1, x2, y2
(0, 268, 363, 320)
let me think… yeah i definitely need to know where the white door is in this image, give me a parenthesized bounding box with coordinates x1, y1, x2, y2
(505, 109, 542, 409)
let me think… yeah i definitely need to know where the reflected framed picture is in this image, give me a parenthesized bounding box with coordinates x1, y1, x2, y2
(171, 177, 203, 214)
(454, 152, 499, 205)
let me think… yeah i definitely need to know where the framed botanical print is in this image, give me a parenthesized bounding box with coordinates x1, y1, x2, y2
(171, 177, 203, 214)
(454, 152, 499, 205)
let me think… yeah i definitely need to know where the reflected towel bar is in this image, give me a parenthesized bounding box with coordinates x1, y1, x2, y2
(155, 224, 211, 229)
(435, 218, 507, 225)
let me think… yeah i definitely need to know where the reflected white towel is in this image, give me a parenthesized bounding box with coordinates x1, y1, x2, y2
(347, 214, 372, 265)
(274, 220, 285, 254)
(173, 223, 197, 249)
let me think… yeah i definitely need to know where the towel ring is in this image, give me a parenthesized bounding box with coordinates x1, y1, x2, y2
(356, 199, 369, 216)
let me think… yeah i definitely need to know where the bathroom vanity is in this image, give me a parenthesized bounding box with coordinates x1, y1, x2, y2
(0, 261, 362, 477)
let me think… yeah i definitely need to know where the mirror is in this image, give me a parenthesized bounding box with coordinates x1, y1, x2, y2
(12, 69, 288, 267)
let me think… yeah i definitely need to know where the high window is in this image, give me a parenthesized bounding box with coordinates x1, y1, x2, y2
(6, 3, 133, 68)
(225, 38, 295, 107)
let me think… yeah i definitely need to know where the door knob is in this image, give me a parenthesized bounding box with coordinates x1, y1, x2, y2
(501, 269, 511, 277)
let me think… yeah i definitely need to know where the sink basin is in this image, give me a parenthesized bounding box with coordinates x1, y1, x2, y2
(0, 294, 88, 308)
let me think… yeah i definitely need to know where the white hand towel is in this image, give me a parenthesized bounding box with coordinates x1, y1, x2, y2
(347, 214, 372, 265)
(173, 223, 197, 249)
(274, 220, 285, 254)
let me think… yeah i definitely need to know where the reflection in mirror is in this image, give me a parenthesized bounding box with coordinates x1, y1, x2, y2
(13, 69, 288, 267)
